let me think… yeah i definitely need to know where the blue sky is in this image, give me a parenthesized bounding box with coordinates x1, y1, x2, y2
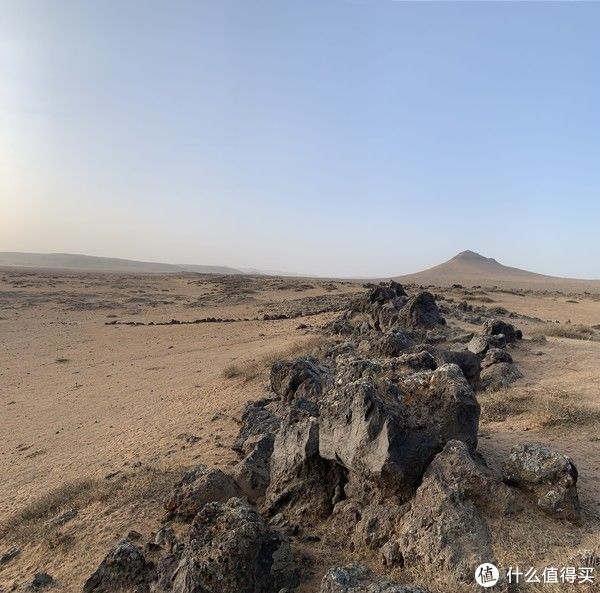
(1, 1, 599, 277)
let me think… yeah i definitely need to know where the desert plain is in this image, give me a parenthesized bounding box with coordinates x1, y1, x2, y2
(1, 255, 600, 592)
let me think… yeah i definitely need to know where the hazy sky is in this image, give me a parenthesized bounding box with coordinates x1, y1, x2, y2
(1, 1, 600, 278)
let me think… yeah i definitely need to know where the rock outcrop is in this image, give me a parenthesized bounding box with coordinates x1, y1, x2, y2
(85, 284, 537, 593)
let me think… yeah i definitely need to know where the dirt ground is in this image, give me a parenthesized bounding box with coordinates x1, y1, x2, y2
(1, 270, 599, 592)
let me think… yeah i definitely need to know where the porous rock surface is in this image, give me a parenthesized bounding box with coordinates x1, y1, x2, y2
(154, 498, 297, 593)
(502, 442, 580, 521)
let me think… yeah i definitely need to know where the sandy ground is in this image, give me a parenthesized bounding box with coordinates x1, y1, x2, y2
(1, 270, 599, 591)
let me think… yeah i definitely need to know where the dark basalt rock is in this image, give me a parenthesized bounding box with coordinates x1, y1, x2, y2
(162, 498, 297, 593)
(397, 291, 445, 329)
(83, 539, 154, 593)
(483, 318, 522, 343)
(265, 408, 347, 519)
(319, 564, 429, 593)
(164, 464, 243, 522)
(270, 358, 331, 402)
(233, 398, 281, 454)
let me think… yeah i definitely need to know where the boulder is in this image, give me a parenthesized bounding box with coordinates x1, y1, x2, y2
(83, 539, 154, 593)
(467, 334, 506, 356)
(359, 281, 407, 311)
(319, 380, 418, 494)
(502, 442, 580, 521)
(373, 300, 404, 331)
(265, 409, 346, 519)
(234, 433, 275, 501)
(419, 440, 518, 517)
(319, 564, 428, 593)
(154, 525, 177, 553)
(481, 348, 513, 368)
(352, 280, 407, 331)
(270, 358, 330, 402)
(325, 314, 355, 336)
(483, 319, 522, 343)
(0, 546, 20, 565)
(334, 356, 384, 384)
(397, 292, 445, 329)
(319, 366, 480, 496)
(397, 364, 480, 452)
(164, 464, 242, 521)
(432, 348, 481, 388)
(352, 503, 409, 552)
(31, 573, 53, 589)
(162, 498, 297, 593)
(233, 398, 281, 454)
(384, 351, 437, 375)
(376, 330, 414, 357)
(480, 362, 523, 390)
(395, 442, 498, 582)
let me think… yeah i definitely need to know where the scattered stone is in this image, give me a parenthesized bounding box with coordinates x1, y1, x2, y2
(31, 573, 53, 589)
(45, 508, 77, 528)
(0, 546, 20, 565)
(502, 442, 580, 521)
(86, 283, 541, 592)
(127, 530, 142, 541)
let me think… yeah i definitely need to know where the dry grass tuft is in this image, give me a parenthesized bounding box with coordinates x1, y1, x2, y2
(481, 387, 600, 428)
(221, 363, 242, 379)
(464, 295, 495, 303)
(0, 478, 111, 542)
(0, 466, 177, 545)
(221, 335, 327, 383)
(537, 390, 600, 427)
(529, 322, 599, 341)
(480, 391, 535, 422)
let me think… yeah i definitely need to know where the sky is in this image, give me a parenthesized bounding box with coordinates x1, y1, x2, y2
(1, 1, 599, 278)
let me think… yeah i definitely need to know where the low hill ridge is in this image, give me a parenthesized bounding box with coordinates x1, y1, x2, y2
(0, 252, 243, 275)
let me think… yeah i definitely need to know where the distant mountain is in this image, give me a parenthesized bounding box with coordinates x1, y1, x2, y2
(0, 252, 243, 275)
(395, 250, 600, 291)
